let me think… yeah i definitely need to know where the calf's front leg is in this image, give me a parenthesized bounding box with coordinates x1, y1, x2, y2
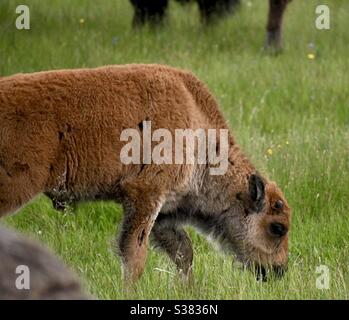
(117, 182, 164, 283)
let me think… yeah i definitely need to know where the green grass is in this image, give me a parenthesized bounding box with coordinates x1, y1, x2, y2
(0, 0, 348, 299)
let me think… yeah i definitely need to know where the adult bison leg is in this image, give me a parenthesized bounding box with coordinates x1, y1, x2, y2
(118, 181, 165, 283)
(130, 0, 169, 28)
(148, 0, 169, 25)
(131, 5, 146, 28)
(266, 0, 291, 49)
(198, 0, 240, 23)
(152, 214, 194, 280)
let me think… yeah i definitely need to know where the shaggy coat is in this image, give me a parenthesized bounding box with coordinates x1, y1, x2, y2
(0, 64, 291, 282)
(0, 225, 87, 299)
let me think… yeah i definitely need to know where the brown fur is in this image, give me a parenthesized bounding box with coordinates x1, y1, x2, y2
(0, 225, 87, 299)
(0, 64, 291, 283)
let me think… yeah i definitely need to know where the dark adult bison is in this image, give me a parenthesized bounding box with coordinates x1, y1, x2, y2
(130, 0, 240, 25)
(130, 0, 292, 49)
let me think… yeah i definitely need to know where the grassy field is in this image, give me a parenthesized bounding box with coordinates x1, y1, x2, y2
(0, 0, 348, 299)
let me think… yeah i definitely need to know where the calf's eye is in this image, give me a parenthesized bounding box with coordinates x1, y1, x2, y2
(273, 200, 284, 210)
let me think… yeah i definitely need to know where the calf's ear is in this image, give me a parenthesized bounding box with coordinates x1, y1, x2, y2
(249, 174, 265, 212)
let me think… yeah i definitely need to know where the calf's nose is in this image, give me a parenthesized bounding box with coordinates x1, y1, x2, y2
(269, 222, 288, 238)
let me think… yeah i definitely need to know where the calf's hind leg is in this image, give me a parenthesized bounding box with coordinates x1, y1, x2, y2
(152, 214, 194, 280)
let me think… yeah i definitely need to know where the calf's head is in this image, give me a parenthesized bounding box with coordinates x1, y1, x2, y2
(228, 174, 291, 280)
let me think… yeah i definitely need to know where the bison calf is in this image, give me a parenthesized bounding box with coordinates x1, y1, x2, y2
(0, 225, 87, 299)
(0, 64, 291, 283)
